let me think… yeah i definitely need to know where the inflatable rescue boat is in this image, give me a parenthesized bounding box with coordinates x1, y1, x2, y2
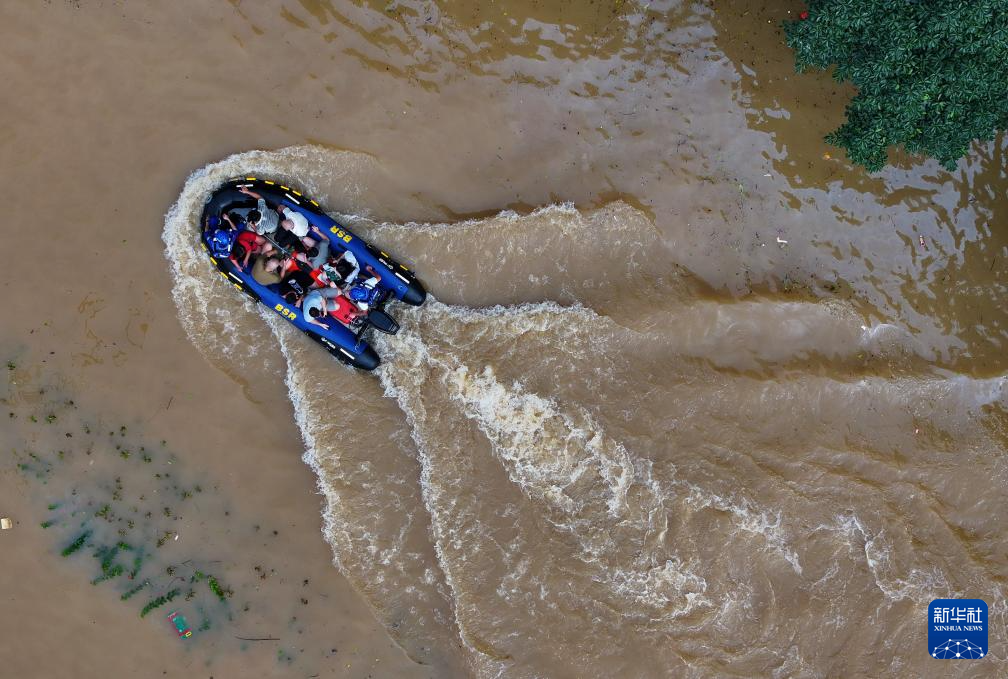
(199, 177, 426, 370)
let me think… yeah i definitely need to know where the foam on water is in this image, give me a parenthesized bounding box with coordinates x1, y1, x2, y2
(821, 513, 951, 605)
(265, 308, 471, 672)
(680, 485, 802, 575)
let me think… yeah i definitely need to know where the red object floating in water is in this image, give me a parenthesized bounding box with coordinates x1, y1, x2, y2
(168, 610, 193, 639)
(800, 10, 809, 19)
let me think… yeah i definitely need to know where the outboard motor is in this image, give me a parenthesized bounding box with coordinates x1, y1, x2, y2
(366, 309, 400, 335)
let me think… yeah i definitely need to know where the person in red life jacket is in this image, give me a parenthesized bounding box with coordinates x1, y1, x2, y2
(302, 287, 365, 330)
(221, 210, 273, 269)
(278, 255, 320, 306)
(328, 293, 365, 327)
(231, 230, 267, 268)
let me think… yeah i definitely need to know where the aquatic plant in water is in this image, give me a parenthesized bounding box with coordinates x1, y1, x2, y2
(129, 552, 145, 579)
(208, 575, 231, 601)
(91, 564, 125, 585)
(121, 580, 149, 601)
(140, 588, 181, 618)
(8, 387, 257, 649)
(62, 531, 92, 557)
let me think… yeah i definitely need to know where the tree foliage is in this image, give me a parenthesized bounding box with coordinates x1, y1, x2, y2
(784, 0, 1008, 171)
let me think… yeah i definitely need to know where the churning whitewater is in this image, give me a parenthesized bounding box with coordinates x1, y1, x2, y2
(164, 148, 1007, 678)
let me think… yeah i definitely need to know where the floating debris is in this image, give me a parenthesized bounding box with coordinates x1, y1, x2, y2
(1, 518, 12, 530)
(168, 610, 193, 639)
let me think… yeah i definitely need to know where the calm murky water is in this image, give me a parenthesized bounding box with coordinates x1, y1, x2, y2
(2, 1, 1005, 677)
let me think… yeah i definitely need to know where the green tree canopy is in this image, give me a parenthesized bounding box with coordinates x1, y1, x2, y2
(784, 0, 1008, 171)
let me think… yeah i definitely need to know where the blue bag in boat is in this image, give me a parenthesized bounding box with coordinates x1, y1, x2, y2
(348, 283, 378, 305)
(210, 228, 236, 258)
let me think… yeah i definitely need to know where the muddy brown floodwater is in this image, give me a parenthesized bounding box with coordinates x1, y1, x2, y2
(1, 1, 1005, 678)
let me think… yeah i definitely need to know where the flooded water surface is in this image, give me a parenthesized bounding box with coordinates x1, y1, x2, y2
(1, 2, 1005, 678)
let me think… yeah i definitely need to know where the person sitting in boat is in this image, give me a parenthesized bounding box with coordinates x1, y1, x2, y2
(301, 240, 330, 284)
(276, 205, 318, 251)
(278, 258, 317, 305)
(230, 229, 261, 269)
(252, 255, 283, 286)
(238, 186, 280, 238)
(308, 240, 329, 269)
(231, 231, 275, 271)
(222, 210, 245, 231)
(302, 287, 364, 330)
(320, 249, 360, 287)
(274, 252, 303, 279)
(213, 210, 269, 268)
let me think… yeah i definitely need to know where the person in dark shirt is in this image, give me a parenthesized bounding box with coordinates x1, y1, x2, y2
(278, 259, 317, 305)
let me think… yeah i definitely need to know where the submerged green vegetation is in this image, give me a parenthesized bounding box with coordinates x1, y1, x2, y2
(9, 398, 234, 630)
(5, 354, 332, 671)
(140, 589, 182, 618)
(32, 463, 232, 621)
(785, 0, 1008, 171)
(61, 530, 92, 557)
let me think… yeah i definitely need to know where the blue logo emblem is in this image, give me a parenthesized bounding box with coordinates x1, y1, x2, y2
(929, 599, 987, 659)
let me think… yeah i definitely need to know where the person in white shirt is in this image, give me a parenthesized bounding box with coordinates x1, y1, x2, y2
(277, 205, 317, 250)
